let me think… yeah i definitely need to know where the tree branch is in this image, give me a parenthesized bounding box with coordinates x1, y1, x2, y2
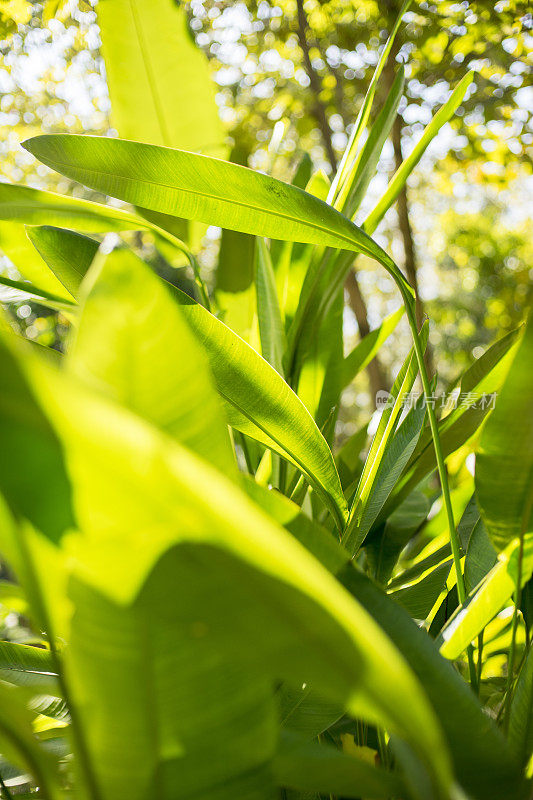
(295, 0, 337, 172)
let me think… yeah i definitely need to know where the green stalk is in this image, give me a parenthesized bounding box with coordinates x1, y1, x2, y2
(504, 529, 526, 732)
(476, 632, 484, 693)
(153, 226, 211, 310)
(377, 728, 390, 771)
(401, 292, 478, 689)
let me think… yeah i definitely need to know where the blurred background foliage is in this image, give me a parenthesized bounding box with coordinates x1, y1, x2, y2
(0, 0, 531, 412)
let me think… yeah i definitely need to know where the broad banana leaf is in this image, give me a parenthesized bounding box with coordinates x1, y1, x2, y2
(68, 248, 236, 476)
(0, 329, 452, 800)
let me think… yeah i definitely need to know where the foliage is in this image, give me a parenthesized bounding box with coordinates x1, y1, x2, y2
(427, 202, 533, 375)
(0, 2, 531, 800)
(186, 0, 532, 175)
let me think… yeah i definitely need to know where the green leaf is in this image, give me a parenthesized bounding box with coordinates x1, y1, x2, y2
(248, 483, 524, 799)
(273, 732, 404, 799)
(0, 272, 75, 312)
(0, 327, 74, 545)
(387, 494, 479, 594)
(255, 237, 285, 374)
(509, 646, 533, 768)
(96, 0, 225, 157)
(0, 182, 197, 291)
(0, 641, 55, 675)
(339, 566, 525, 800)
(393, 737, 442, 800)
(363, 72, 474, 235)
(241, 477, 346, 576)
(352, 396, 427, 556)
(167, 285, 348, 527)
(382, 326, 521, 518)
(26, 226, 99, 298)
(329, 0, 410, 208)
(388, 543, 450, 592)
(0, 682, 61, 800)
(68, 248, 236, 476)
(22, 134, 413, 298)
(366, 491, 431, 586)
(0, 220, 73, 301)
(476, 312, 533, 552)
(0, 180, 148, 232)
(215, 228, 257, 340)
(342, 66, 405, 220)
(0, 579, 27, 614)
(336, 423, 368, 490)
(457, 493, 482, 551)
(277, 683, 342, 739)
(437, 538, 533, 661)
(0, 641, 58, 695)
(389, 560, 451, 621)
(464, 518, 497, 594)
(296, 285, 344, 430)
(3, 341, 452, 798)
(96, 0, 225, 251)
(342, 307, 404, 389)
(343, 326, 428, 554)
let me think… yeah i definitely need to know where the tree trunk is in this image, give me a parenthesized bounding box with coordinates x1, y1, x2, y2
(295, 0, 389, 396)
(295, 0, 337, 172)
(345, 270, 388, 398)
(391, 114, 435, 375)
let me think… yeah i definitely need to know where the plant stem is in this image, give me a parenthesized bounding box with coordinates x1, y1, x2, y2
(377, 728, 390, 770)
(476, 632, 484, 693)
(47, 639, 102, 800)
(402, 294, 478, 689)
(154, 226, 211, 310)
(504, 532, 526, 732)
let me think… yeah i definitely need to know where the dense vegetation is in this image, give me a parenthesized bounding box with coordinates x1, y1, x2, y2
(0, 2, 531, 799)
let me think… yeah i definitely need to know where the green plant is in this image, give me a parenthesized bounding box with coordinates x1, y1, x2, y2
(0, 2, 531, 800)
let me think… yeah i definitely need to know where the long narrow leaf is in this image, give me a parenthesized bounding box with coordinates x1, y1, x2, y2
(437, 538, 533, 660)
(26, 226, 99, 298)
(255, 237, 285, 374)
(328, 0, 411, 206)
(0, 273, 75, 311)
(343, 66, 405, 220)
(509, 647, 533, 768)
(476, 312, 533, 551)
(343, 324, 428, 552)
(364, 72, 474, 235)
(23, 135, 413, 299)
(167, 285, 348, 527)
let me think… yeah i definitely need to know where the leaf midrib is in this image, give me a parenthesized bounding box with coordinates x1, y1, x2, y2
(128, 0, 172, 147)
(34, 154, 378, 257)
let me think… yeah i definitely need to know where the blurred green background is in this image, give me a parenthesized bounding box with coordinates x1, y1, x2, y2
(0, 0, 531, 423)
